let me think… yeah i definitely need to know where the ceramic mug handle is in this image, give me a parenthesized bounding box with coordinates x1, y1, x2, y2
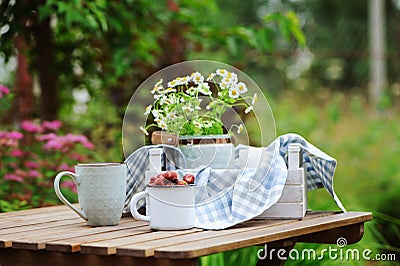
(130, 191, 150, 222)
(54, 171, 88, 220)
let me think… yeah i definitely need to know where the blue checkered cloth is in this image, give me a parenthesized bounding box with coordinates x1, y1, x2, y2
(124, 133, 346, 230)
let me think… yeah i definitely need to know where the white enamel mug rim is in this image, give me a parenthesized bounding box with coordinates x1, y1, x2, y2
(145, 185, 195, 207)
(76, 162, 124, 167)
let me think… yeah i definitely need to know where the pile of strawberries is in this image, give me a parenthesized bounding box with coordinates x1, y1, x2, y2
(148, 170, 195, 186)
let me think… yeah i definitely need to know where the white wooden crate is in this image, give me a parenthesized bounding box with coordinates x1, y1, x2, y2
(147, 144, 307, 220)
(239, 144, 307, 219)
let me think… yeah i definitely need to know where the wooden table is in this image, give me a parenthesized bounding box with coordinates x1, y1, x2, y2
(0, 205, 371, 266)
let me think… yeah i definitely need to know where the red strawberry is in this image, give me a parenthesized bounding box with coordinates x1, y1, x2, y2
(164, 170, 179, 184)
(177, 180, 188, 186)
(183, 174, 195, 184)
(154, 177, 165, 186)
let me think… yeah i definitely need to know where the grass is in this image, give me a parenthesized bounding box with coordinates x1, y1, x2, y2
(200, 90, 400, 265)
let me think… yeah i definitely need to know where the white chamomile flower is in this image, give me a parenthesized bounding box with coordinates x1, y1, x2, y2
(155, 79, 163, 87)
(216, 69, 228, 77)
(236, 82, 248, 94)
(237, 124, 244, 134)
(185, 86, 197, 96)
(176, 76, 190, 85)
(182, 106, 192, 112)
(151, 85, 161, 94)
(163, 97, 175, 105)
(203, 120, 214, 128)
(162, 88, 177, 94)
(228, 88, 240, 99)
(193, 120, 203, 128)
(140, 126, 149, 136)
(206, 72, 216, 81)
(152, 110, 162, 118)
(199, 83, 211, 95)
(154, 93, 163, 100)
(226, 72, 238, 82)
(222, 77, 234, 86)
(206, 101, 214, 110)
(168, 112, 177, 119)
(219, 81, 229, 90)
(167, 79, 178, 88)
(191, 72, 204, 84)
(244, 105, 253, 114)
(252, 93, 258, 105)
(151, 79, 163, 94)
(144, 104, 152, 116)
(158, 120, 168, 130)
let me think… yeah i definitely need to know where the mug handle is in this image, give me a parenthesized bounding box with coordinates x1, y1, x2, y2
(130, 191, 150, 222)
(54, 171, 88, 220)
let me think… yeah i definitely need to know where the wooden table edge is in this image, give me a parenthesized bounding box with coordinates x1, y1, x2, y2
(153, 211, 372, 259)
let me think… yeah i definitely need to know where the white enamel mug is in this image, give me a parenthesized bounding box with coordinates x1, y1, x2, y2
(54, 163, 127, 226)
(130, 186, 195, 230)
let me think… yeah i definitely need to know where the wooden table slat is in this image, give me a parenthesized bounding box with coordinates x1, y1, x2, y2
(154, 212, 372, 259)
(115, 210, 344, 257)
(0, 212, 80, 230)
(116, 219, 297, 257)
(0, 205, 70, 219)
(0, 217, 83, 236)
(46, 225, 152, 253)
(11, 219, 148, 250)
(80, 228, 203, 256)
(0, 219, 85, 248)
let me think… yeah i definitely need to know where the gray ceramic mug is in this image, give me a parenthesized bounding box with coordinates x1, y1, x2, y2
(54, 163, 127, 226)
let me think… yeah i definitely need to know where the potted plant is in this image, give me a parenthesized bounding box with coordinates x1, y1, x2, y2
(140, 69, 257, 169)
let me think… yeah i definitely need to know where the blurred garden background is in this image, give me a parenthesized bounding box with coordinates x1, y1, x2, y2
(1, 0, 399, 265)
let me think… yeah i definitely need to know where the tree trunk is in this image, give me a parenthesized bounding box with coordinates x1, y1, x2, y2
(34, 17, 58, 120)
(369, 0, 386, 107)
(14, 35, 35, 122)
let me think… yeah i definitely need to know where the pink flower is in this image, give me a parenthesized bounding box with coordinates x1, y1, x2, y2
(0, 85, 10, 98)
(64, 134, 95, 149)
(0, 138, 18, 147)
(41, 133, 95, 151)
(21, 120, 43, 133)
(70, 153, 87, 161)
(4, 173, 23, 182)
(0, 85, 10, 94)
(43, 138, 64, 150)
(65, 134, 85, 143)
(37, 133, 57, 142)
(5, 131, 24, 140)
(42, 120, 63, 131)
(28, 170, 41, 178)
(24, 161, 40, 168)
(10, 149, 24, 157)
(59, 163, 75, 172)
(61, 180, 77, 193)
(82, 141, 95, 149)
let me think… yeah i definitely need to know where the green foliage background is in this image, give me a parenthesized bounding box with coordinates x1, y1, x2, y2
(1, 0, 400, 265)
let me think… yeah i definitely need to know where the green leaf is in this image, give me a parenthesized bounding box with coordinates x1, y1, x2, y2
(226, 36, 238, 56)
(256, 27, 274, 52)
